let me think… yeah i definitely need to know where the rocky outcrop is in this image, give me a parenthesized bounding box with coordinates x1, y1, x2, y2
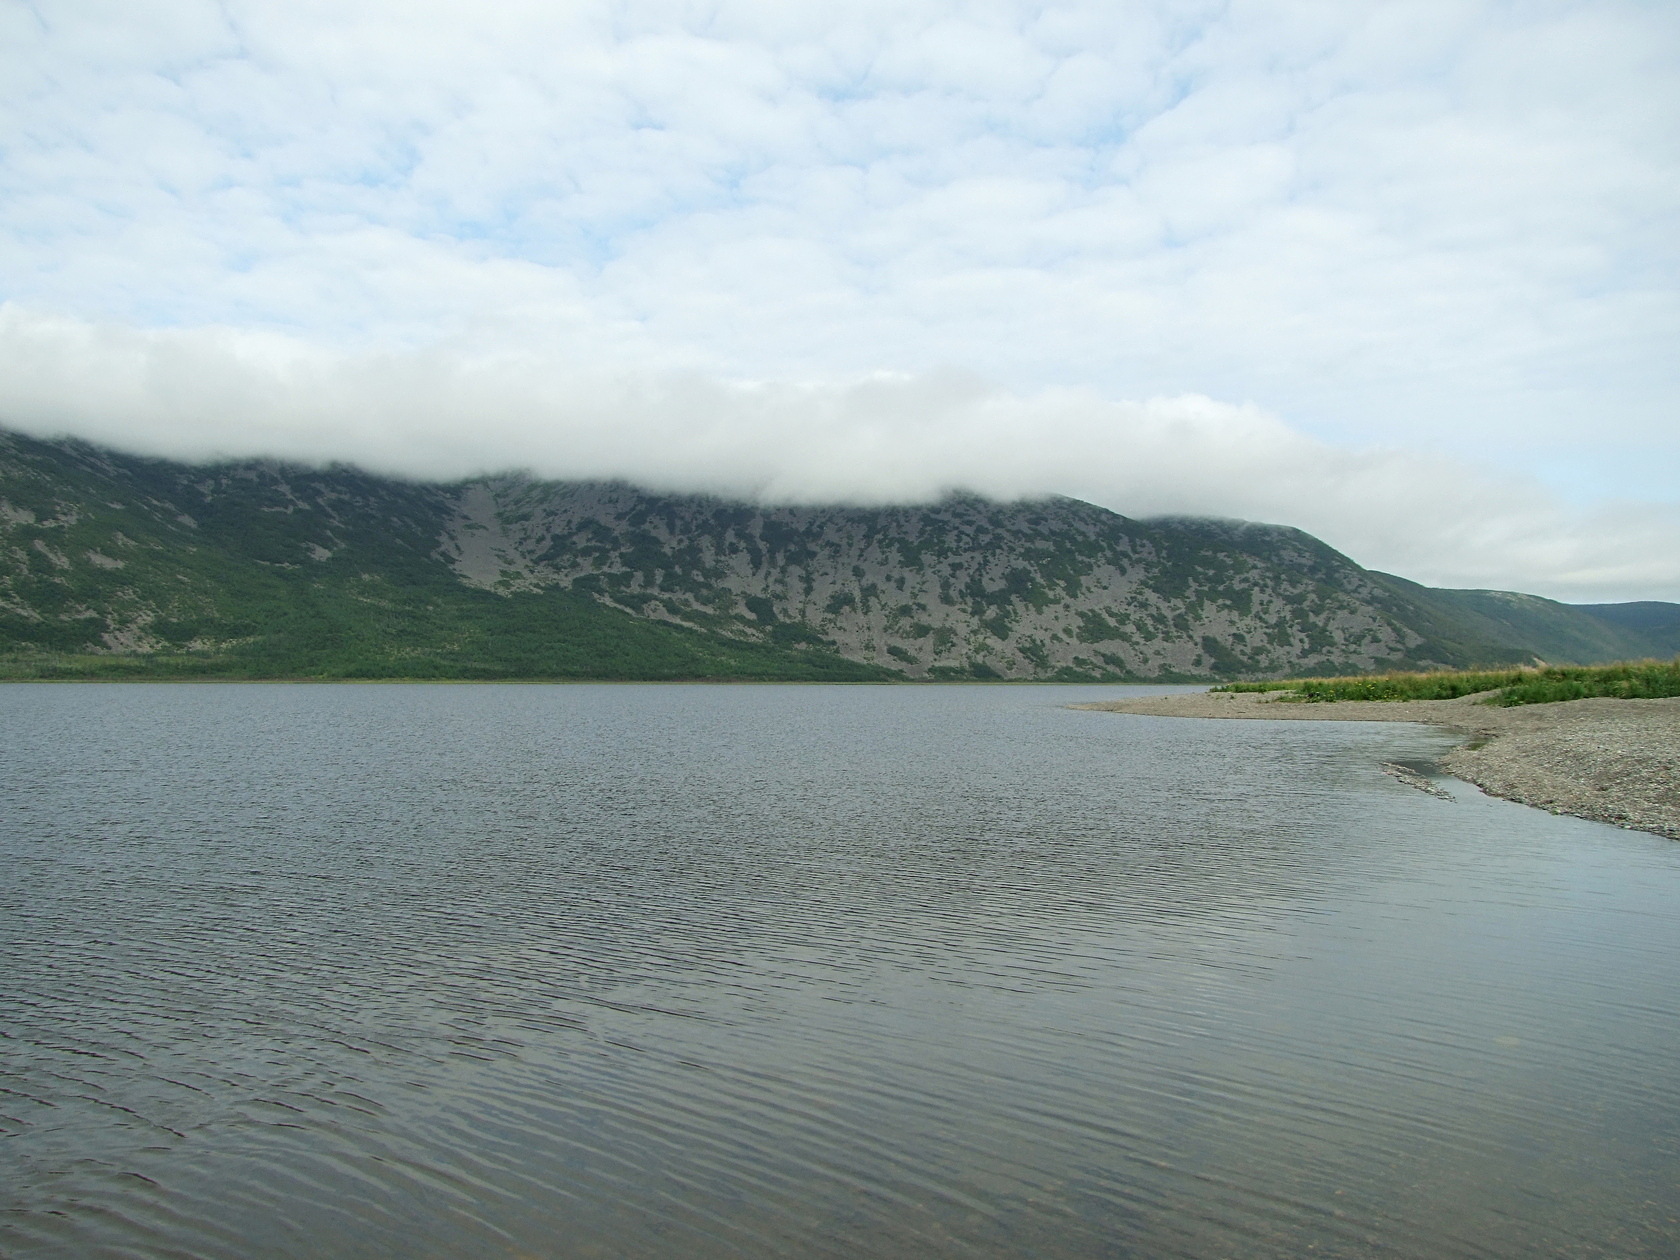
(434, 479, 1469, 679)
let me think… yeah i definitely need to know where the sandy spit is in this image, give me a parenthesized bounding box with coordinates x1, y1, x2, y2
(1072, 691, 1680, 841)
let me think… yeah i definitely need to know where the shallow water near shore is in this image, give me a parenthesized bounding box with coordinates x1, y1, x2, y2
(3, 682, 1678, 1259)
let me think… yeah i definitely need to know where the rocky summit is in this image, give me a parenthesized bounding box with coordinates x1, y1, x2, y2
(0, 429, 1670, 680)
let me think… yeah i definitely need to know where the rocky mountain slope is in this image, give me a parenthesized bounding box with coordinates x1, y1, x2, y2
(0, 429, 1670, 680)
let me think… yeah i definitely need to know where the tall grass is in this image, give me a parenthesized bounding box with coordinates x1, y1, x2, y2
(1212, 658, 1680, 706)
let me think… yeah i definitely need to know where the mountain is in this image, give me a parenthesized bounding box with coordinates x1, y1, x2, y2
(1573, 602, 1680, 657)
(0, 431, 891, 681)
(1370, 579, 1677, 669)
(0, 428, 1670, 681)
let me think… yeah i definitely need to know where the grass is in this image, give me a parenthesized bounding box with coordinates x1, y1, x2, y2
(1211, 658, 1680, 707)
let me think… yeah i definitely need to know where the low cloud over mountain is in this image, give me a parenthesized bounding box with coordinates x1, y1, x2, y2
(1, 307, 1675, 604)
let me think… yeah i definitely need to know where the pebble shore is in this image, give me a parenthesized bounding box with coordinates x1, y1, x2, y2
(1073, 691, 1680, 841)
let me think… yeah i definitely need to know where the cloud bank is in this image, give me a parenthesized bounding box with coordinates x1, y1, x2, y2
(2, 305, 1673, 604)
(1, 2, 1676, 598)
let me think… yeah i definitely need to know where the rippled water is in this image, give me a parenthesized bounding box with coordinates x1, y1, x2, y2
(3, 683, 1678, 1259)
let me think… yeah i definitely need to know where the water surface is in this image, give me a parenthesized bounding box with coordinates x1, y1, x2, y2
(3, 683, 1677, 1258)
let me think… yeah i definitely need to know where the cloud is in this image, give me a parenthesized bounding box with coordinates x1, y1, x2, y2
(1, 304, 1674, 604)
(0, 2, 1675, 593)
(3, 7, 1677, 431)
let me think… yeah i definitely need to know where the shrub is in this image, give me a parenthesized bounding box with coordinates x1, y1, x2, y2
(1210, 658, 1680, 707)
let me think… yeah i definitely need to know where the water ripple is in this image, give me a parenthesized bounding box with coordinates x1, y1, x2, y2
(3, 683, 1679, 1258)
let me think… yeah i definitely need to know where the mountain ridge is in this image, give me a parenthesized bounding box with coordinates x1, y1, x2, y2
(0, 428, 1670, 680)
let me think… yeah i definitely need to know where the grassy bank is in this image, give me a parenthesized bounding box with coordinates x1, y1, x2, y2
(1212, 658, 1680, 706)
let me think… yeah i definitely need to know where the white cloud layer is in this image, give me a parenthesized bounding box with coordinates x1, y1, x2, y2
(1, 1, 1676, 598)
(2, 305, 1674, 603)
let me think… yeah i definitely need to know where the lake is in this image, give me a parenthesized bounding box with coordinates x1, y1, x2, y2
(2, 683, 1677, 1258)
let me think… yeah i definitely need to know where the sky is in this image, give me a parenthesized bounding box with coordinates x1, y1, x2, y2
(1, 0, 1676, 602)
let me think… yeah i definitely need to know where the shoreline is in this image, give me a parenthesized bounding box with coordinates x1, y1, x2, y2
(1072, 691, 1680, 841)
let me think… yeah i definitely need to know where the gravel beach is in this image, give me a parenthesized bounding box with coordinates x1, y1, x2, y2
(1074, 691, 1680, 841)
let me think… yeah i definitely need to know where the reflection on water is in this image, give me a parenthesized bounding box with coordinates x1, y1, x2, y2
(2, 683, 1677, 1259)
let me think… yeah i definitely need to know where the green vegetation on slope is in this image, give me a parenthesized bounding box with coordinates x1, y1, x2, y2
(0, 433, 895, 682)
(1575, 602, 1680, 657)
(3, 428, 1673, 682)
(0, 587, 897, 681)
(1212, 659, 1680, 706)
(1372, 576, 1675, 665)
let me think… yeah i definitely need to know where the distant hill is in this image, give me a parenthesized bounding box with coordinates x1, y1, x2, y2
(1573, 602, 1680, 656)
(1375, 580, 1677, 669)
(0, 428, 1670, 681)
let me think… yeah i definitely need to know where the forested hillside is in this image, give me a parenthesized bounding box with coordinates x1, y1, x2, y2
(1, 429, 1669, 680)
